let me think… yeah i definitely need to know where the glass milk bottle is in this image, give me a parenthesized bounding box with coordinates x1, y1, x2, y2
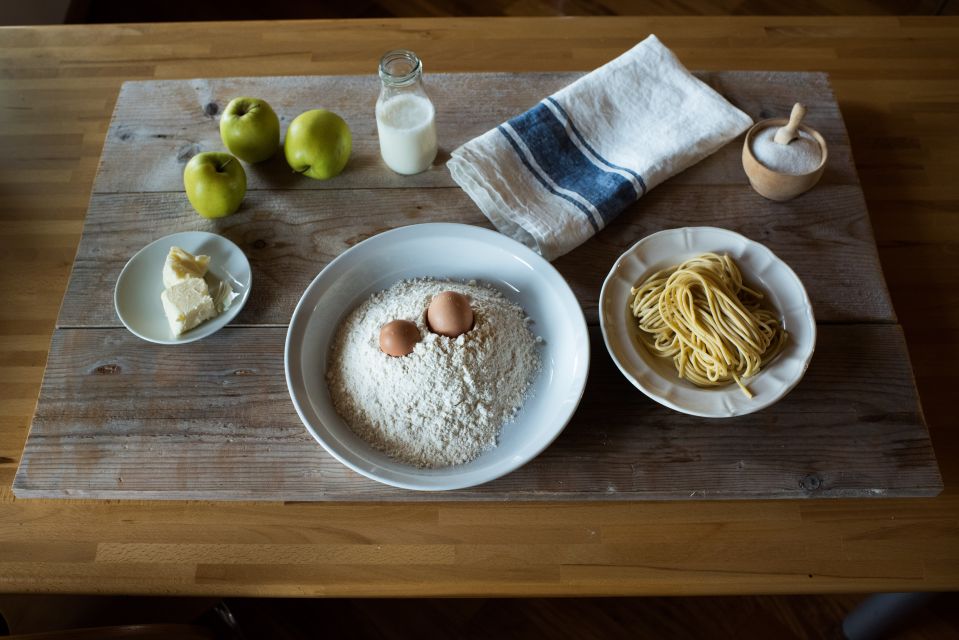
(376, 50, 438, 175)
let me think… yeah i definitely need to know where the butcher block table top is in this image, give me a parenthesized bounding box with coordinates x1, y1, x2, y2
(1, 16, 958, 595)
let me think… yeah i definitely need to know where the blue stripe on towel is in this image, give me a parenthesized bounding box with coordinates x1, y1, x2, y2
(497, 124, 600, 232)
(503, 102, 640, 225)
(545, 97, 647, 196)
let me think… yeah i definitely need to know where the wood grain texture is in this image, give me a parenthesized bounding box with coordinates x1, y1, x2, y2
(13, 325, 939, 500)
(214, 593, 959, 640)
(72, 0, 951, 22)
(20, 65, 929, 502)
(1, 16, 958, 596)
(53, 70, 892, 325)
(92, 72, 859, 193)
(58, 184, 891, 327)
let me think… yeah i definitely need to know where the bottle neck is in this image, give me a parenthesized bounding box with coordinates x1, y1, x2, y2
(379, 50, 423, 88)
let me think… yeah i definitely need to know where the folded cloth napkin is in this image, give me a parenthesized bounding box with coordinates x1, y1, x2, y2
(447, 35, 753, 260)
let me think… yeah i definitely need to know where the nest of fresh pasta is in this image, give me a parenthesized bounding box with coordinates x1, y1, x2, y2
(629, 253, 788, 399)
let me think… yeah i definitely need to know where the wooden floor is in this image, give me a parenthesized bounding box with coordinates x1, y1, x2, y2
(3, 593, 959, 638)
(227, 595, 959, 639)
(68, 0, 958, 22)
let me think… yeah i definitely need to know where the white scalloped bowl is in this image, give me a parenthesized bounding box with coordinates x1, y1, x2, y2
(285, 223, 590, 491)
(599, 227, 816, 418)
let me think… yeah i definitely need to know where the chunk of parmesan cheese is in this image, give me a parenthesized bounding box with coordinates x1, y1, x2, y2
(160, 277, 216, 336)
(162, 246, 210, 288)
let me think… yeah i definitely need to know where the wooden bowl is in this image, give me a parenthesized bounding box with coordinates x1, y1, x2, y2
(742, 118, 828, 202)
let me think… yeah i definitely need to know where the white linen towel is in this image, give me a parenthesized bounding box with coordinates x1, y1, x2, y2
(447, 35, 753, 261)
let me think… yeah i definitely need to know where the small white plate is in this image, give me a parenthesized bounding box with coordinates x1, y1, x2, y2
(600, 227, 816, 418)
(115, 231, 252, 344)
(285, 223, 590, 491)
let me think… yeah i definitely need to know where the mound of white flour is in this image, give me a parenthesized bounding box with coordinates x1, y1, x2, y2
(326, 278, 541, 468)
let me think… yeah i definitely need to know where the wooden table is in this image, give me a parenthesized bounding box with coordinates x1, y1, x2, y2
(1, 16, 957, 596)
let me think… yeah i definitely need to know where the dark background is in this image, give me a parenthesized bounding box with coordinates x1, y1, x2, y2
(0, 0, 956, 26)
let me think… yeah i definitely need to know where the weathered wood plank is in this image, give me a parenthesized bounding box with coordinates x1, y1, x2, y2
(18, 69, 917, 505)
(57, 183, 893, 327)
(13, 324, 941, 501)
(92, 72, 858, 194)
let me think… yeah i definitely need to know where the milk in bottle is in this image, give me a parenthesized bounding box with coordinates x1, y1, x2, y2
(376, 50, 438, 175)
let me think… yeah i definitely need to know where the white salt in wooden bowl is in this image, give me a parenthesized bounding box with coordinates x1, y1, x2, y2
(742, 118, 828, 202)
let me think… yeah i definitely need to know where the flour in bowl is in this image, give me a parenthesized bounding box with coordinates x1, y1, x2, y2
(326, 278, 541, 468)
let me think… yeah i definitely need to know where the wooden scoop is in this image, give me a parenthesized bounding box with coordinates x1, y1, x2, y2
(773, 103, 807, 145)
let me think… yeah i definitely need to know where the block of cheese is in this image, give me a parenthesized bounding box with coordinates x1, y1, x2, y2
(160, 277, 216, 336)
(210, 279, 236, 314)
(162, 246, 211, 288)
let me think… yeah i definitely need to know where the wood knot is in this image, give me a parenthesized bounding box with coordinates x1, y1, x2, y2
(800, 474, 822, 491)
(252, 239, 267, 250)
(204, 102, 219, 117)
(94, 364, 121, 375)
(346, 229, 385, 246)
(176, 143, 201, 163)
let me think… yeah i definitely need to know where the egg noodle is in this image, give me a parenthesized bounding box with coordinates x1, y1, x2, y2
(629, 253, 788, 399)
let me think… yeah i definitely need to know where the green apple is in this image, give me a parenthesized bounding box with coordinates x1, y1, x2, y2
(219, 97, 280, 163)
(284, 109, 352, 180)
(183, 152, 247, 218)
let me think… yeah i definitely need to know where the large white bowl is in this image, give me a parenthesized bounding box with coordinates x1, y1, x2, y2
(600, 227, 816, 418)
(284, 223, 590, 491)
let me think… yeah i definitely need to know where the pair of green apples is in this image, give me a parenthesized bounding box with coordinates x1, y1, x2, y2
(184, 97, 352, 218)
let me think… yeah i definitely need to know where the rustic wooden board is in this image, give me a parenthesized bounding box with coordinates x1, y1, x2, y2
(92, 72, 860, 194)
(13, 70, 940, 500)
(13, 325, 941, 500)
(55, 72, 894, 328)
(58, 184, 890, 327)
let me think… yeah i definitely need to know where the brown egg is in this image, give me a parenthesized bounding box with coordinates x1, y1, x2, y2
(427, 291, 474, 338)
(379, 319, 420, 357)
